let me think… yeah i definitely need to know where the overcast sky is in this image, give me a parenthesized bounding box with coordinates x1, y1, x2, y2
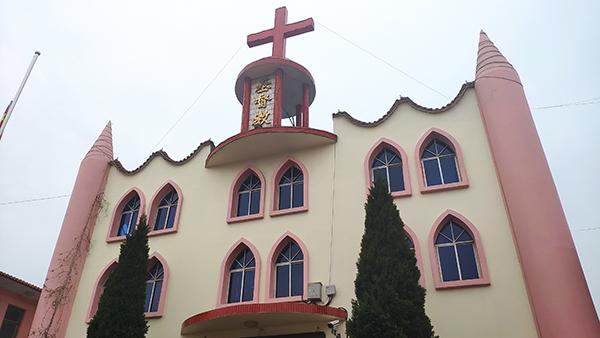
(1, 0, 598, 314)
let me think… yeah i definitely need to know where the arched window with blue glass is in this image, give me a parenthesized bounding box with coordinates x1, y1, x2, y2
(227, 247, 256, 303)
(153, 189, 178, 231)
(434, 219, 480, 282)
(274, 240, 304, 298)
(237, 173, 262, 217)
(371, 147, 405, 193)
(421, 139, 460, 186)
(117, 194, 140, 236)
(278, 165, 304, 210)
(144, 260, 164, 313)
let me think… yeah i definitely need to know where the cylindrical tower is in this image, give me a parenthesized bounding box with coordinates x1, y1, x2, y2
(29, 122, 113, 338)
(474, 32, 599, 337)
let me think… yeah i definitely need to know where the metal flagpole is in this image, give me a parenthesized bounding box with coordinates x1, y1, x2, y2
(0, 51, 41, 141)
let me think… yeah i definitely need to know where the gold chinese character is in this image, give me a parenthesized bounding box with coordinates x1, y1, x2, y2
(252, 111, 271, 127)
(255, 79, 272, 94)
(254, 93, 272, 109)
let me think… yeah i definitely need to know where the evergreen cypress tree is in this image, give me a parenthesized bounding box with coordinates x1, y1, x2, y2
(347, 179, 437, 338)
(87, 216, 149, 338)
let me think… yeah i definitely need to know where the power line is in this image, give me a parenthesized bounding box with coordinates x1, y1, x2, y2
(0, 194, 71, 206)
(315, 20, 449, 99)
(532, 99, 600, 110)
(149, 43, 245, 152)
(573, 226, 600, 232)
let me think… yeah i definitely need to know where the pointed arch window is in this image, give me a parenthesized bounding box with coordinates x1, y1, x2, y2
(153, 190, 178, 231)
(227, 248, 256, 303)
(372, 148, 405, 192)
(275, 241, 304, 298)
(421, 139, 460, 186)
(144, 261, 164, 313)
(435, 220, 479, 282)
(117, 196, 140, 236)
(278, 166, 304, 210)
(237, 174, 261, 217)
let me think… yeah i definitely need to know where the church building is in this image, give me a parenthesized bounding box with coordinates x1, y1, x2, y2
(29, 7, 599, 338)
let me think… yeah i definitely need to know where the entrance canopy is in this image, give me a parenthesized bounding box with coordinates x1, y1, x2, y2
(181, 303, 347, 335)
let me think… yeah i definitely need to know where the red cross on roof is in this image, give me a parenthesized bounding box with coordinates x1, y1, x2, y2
(247, 7, 314, 58)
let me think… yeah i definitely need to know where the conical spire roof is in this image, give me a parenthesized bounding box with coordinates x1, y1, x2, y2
(85, 121, 113, 161)
(476, 31, 521, 84)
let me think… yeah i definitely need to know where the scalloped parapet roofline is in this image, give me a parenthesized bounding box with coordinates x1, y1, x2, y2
(476, 30, 521, 85)
(332, 81, 474, 128)
(110, 140, 215, 176)
(84, 121, 113, 161)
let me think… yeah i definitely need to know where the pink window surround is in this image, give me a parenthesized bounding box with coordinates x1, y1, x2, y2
(427, 210, 490, 289)
(106, 187, 146, 243)
(265, 231, 309, 303)
(415, 128, 469, 193)
(270, 157, 309, 216)
(87, 253, 170, 322)
(147, 180, 183, 237)
(404, 225, 425, 287)
(364, 138, 412, 198)
(227, 167, 266, 224)
(216, 238, 262, 307)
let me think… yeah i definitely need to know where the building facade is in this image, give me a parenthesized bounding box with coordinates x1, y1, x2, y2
(0, 271, 40, 338)
(29, 7, 599, 338)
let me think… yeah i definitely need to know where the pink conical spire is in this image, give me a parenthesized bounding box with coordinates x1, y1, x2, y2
(85, 121, 113, 160)
(476, 31, 521, 84)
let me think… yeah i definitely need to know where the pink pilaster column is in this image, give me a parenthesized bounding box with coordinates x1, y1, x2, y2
(474, 31, 599, 337)
(29, 122, 113, 338)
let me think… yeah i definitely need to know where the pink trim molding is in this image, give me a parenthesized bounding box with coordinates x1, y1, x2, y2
(427, 210, 490, 289)
(415, 128, 469, 193)
(106, 187, 146, 243)
(147, 180, 183, 237)
(227, 166, 266, 223)
(265, 231, 309, 303)
(270, 157, 309, 216)
(86, 259, 118, 322)
(216, 238, 262, 307)
(145, 252, 170, 318)
(404, 225, 425, 287)
(364, 138, 412, 198)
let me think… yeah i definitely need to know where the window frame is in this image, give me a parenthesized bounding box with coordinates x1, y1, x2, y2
(364, 138, 412, 198)
(217, 238, 261, 307)
(148, 180, 183, 237)
(227, 167, 266, 224)
(106, 188, 146, 243)
(266, 232, 309, 303)
(415, 128, 469, 193)
(271, 157, 309, 216)
(427, 210, 490, 289)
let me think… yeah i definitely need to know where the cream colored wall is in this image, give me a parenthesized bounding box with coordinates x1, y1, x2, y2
(65, 143, 339, 338)
(331, 88, 537, 338)
(65, 88, 537, 338)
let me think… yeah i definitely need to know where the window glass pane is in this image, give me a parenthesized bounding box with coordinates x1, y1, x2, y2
(131, 211, 139, 228)
(237, 192, 249, 216)
(438, 246, 460, 281)
(457, 244, 479, 280)
(292, 182, 303, 208)
(0, 323, 18, 338)
(291, 262, 304, 296)
(144, 282, 153, 312)
(424, 141, 437, 157)
(228, 271, 243, 303)
(436, 224, 453, 244)
(440, 156, 459, 183)
(250, 190, 260, 214)
(242, 270, 255, 302)
(150, 280, 162, 312)
(154, 208, 168, 230)
(281, 168, 292, 184)
(404, 232, 414, 250)
(455, 227, 473, 242)
(166, 205, 177, 229)
(372, 168, 387, 185)
(118, 214, 130, 236)
(440, 143, 454, 156)
(372, 150, 386, 167)
(4, 306, 23, 322)
(279, 185, 291, 209)
(423, 159, 442, 186)
(290, 242, 301, 260)
(388, 166, 405, 192)
(275, 265, 289, 298)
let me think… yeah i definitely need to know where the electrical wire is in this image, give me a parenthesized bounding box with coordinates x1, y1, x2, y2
(532, 99, 600, 110)
(0, 194, 71, 206)
(149, 43, 245, 152)
(316, 20, 449, 99)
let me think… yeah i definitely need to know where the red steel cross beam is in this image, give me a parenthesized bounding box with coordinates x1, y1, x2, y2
(247, 7, 314, 58)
